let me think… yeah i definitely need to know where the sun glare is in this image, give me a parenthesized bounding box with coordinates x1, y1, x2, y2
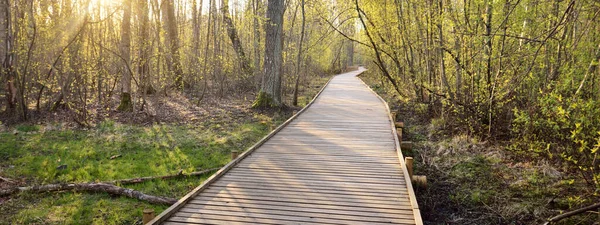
(91, 0, 120, 7)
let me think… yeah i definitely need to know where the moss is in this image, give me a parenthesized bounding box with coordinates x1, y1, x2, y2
(252, 91, 276, 108)
(117, 93, 133, 112)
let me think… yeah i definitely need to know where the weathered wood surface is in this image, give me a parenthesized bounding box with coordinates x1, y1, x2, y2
(151, 68, 422, 224)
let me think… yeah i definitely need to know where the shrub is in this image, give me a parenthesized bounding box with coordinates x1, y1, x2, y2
(512, 91, 600, 192)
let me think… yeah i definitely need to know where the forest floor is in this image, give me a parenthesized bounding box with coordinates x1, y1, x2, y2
(0, 76, 331, 224)
(359, 71, 598, 225)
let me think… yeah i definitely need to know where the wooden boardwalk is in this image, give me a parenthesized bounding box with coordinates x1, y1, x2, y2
(149, 68, 422, 225)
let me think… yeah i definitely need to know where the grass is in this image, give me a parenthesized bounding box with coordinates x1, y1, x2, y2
(0, 114, 280, 224)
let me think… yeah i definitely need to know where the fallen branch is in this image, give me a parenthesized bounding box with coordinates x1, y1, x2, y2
(543, 202, 600, 225)
(0, 168, 221, 205)
(107, 168, 220, 185)
(0, 176, 14, 184)
(0, 183, 176, 205)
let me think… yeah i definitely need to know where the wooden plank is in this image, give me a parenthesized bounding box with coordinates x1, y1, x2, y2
(171, 212, 416, 225)
(242, 157, 400, 165)
(211, 179, 408, 195)
(233, 167, 405, 178)
(192, 194, 409, 209)
(201, 188, 409, 205)
(189, 197, 414, 213)
(236, 161, 402, 172)
(220, 174, 406, 186)
(224, 171, 405, 185)
(204, 185, 409, 200)
(180, 203, 414, 220)
(176, 208, 417, 224)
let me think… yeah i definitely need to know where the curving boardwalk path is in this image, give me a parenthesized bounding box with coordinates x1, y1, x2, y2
(150, 68, 422, 225)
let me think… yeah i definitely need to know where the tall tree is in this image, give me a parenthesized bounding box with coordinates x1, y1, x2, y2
(138, 0, 152, 109)
(222, 0, 252, 78)
(253, 0, 284, 108)
(162, 0, 184, 89)
(292, 0, 305, 106)
(117, 0, 133, 111)
(0, 0, 15, 112)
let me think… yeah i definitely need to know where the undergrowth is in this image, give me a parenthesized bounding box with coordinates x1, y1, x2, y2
(359, 71, 598, 225)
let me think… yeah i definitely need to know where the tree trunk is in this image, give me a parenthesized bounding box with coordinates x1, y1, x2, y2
(292, 0, 305, 106)
(117, 0, 133, 112)
(252, 0, 262, 89)
(1, 0, 16, 113)
(137, 0, 152, 110)
(253, 0, 285, 108)
(222, 0, 253, 78)
(162, 0, 184, 89)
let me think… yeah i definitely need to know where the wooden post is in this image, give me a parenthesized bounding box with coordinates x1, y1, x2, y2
(405, 157, 414, 179)
(396, 128, 403, 141)
(391, 112, 396, 121)
(401, 141, 413, 151)
(142, 208, 155, 224)
(231, 150, 239, 160)
(395, 122, 404, 141)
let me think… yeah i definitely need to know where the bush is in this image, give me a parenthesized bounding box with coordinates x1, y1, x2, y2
(512, 91, 600, 192)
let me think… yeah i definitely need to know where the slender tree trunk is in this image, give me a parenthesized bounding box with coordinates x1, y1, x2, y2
(438, 0, 453, 101)
(252, 0, 262, 89)
(1, 0, 16, 113)
(292, 0, 305, 106)
(162, 0, 184, 89)
(253, 0, 284, 108)
(198, 0, 214, 104)
(192, 0, 201, 78)
(222, 0, 252, 78)
(138, 0, 152, 110)
(117, 0, 133, 111)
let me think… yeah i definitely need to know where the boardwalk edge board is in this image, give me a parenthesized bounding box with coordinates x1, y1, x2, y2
(357, 69, 424, 225)
(147, 76, 336, 224)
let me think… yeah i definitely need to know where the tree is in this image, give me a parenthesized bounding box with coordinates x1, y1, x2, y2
(117, 0, 133, 111)
(162, 0, 184, 89)
(222, 0, 253, 78)
(291, 0, 305, 106)
(0, 0, 15, 112)
(253, 0, 285, 108)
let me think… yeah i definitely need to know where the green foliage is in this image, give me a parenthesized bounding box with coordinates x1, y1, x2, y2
(512, 91, 600, 191)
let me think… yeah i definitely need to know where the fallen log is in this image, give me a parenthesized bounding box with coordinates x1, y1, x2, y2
(0, 168, 221, 205)
(0, 183, 176, 205)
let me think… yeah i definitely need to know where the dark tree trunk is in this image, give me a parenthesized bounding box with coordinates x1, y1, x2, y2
(117, 0, 133, 112)
(254, 0, 285, 108)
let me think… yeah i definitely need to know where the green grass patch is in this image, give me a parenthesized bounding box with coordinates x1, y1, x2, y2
(0, 116, 276, 224)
